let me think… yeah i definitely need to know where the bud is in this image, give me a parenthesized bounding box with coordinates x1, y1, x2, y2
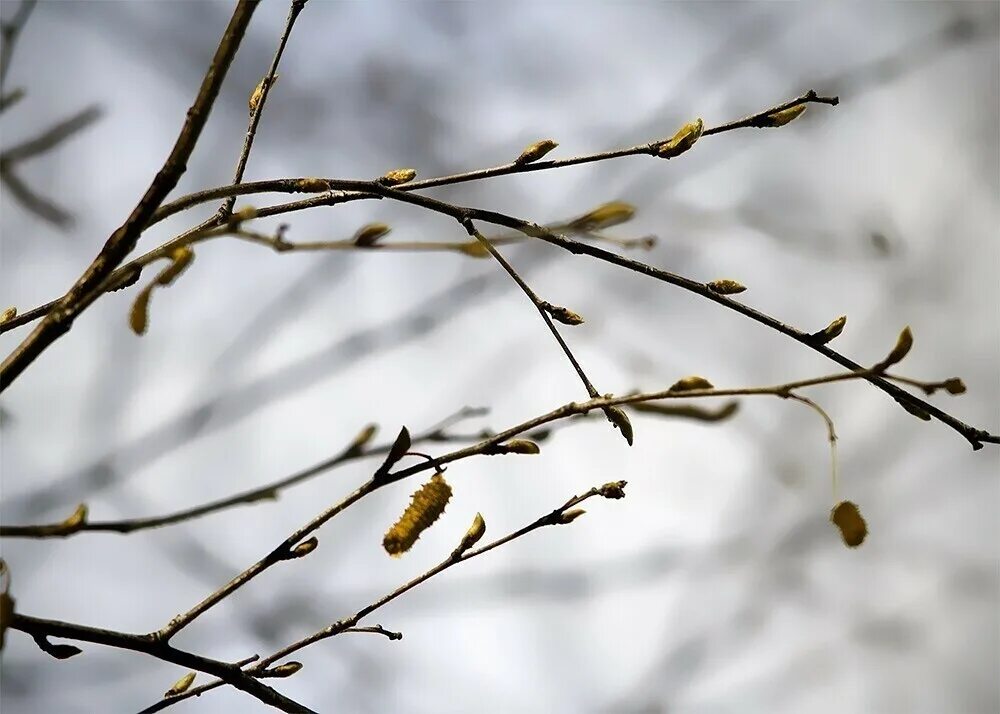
(165, 672, 197, 697)
(706, 279, 747, 295)
(381, 168, 417, 186)
(873, 326, 913, 372)
(290, 537, 318, 558)
(348, 423, 378, 452)
(557, 508, 587, 524)
(383, 473, 452, 557)
(248, 75, 278, 112)
(668, 376, 714, 393)
(0, 307, 16, 325)
(598, 481, 627, 499)
(231, 205, 258, 223)
(514, 139, 558, 165)
(567, 201, 637, 231)
(453, 512, 487, 557)
(502, 439, 541, 454)
(268, 661, 303, 678)
(830, 500, 867, 548)
(62, 503, 88, 530)
(762, 104, 806, 127)
(894, 396, 931, 421)
(605, 406, 634, 446)
(811, 315, 847, 345)
(457, 241, 491, 258)
(295, 177, 329, 193)
(353, 223, 391, 247)
(656, 118, 703, 159)
(541, 301, 584, 326)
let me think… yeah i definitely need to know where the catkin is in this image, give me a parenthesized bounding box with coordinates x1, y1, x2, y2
(383, 473, 452, 557)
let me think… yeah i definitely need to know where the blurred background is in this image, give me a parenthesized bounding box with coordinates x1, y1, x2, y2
(1, 2, 998, 712)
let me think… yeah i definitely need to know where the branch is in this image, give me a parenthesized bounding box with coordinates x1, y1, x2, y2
(0, 0, 261, 392)
(0, 0, 37, 109)
(0, 407, 488, 539)
(142, 481, 628, 711)
(8, 613, 315, 713)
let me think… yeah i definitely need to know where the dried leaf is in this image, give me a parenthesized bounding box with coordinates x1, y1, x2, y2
(830, 500, 867, 548)
(383, 473, 452, 556)
(374, 426, 411, 478)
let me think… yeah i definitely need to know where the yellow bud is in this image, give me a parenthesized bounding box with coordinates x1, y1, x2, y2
(295, 177, 329, 193)
(668, 376, 714, 393)
(830, 500, 867, 548)
(514, 139, 558, 165)
(567, 201, 636, 231)
(348, 423, 378, 451)
(874, 326, 913, 372)
(706, 279, 747, 295)
(764, 104, 806, 127)
(232, 206, 258, 223)
(165, 672, 196, 697)
(269, 661, 303, 678)
(291, 537, 319, 558)
(558, 508, 587, 524)
(542, 302, 584, 326)
(457, 241, 492, 258)
(381, 168, 417, 186)
(503, 439, 541, 454)
(248, 74, 278, 112)
(62, 503, 88, 529)
(657, 118, 703, 159)
(353, 223, 391, 247)
(811, 315, 847, 344)
(453, 512, 487, 557)
(0, 307, 16, 325)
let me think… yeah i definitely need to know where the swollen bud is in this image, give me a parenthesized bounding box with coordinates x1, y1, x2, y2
(164, 672, 197, 698)
(514, 139, 558, 165)
(605, 406, 634, 446)
(268, 661, 303, 678)
(811, 315, 847, 345)
(381, 168, 417, 186)
(557, 508, 587, 525)
(452, 512, 487, 558)
(668, 376, 714, 393)
(567, 201, 636, 231)
(706, 279, 747, 295)
(290, 537, 319, 558)
(873, 326, 913, 372)
(762, 104, 806, 127)
(354, 223, 391, 247)
(657, 119, 703, 159)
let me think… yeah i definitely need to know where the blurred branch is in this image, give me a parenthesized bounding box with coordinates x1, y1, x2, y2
(0, 0, 36, 110)
(0, 105, 103, 227)
(0, 0, 260, 392)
